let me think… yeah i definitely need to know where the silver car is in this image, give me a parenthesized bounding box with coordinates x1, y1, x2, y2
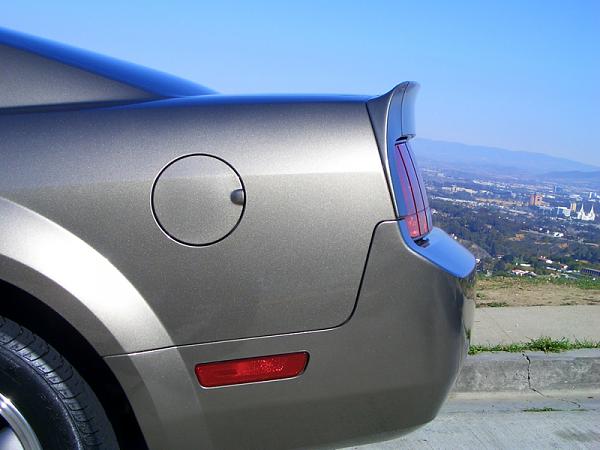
(0, 28, 475, 450)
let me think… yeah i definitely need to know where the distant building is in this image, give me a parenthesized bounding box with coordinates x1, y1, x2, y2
(511, 269, 536, 277)
(575, 204, 596, 221)
(529, 193, 544, 206)
(581, 268, 600, 277)
(570, 201, 578, 212)
(443, 185, 477, 195)
(555, 206, 571, 218)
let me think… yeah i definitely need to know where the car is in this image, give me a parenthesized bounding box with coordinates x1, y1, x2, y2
(0, 27, 475, 450)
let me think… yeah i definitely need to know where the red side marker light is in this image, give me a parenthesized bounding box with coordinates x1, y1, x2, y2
(195, 352, 309, 387)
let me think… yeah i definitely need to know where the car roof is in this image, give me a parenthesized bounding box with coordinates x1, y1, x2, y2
(0, 27, 215, 110)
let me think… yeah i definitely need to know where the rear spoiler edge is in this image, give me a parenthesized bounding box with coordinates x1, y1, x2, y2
(366, 82, 420, 217)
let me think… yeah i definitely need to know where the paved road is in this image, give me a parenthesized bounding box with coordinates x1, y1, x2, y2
(472, 305, 600, 345)
(347, 391, 600, 449)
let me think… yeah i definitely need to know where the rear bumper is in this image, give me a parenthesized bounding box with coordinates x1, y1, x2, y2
(105, 221, 475, 450)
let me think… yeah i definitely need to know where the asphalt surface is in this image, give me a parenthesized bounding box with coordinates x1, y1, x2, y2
(348, 391, 600, 449)
(472, 305, 600, 345)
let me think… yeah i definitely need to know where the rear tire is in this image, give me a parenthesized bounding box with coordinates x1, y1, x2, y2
(0, 315, 118, 449)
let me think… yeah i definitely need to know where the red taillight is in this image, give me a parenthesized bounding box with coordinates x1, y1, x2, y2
(195, 352, 309, 387)
(393, 142, 430, 239)
(404, 214, 420, 238)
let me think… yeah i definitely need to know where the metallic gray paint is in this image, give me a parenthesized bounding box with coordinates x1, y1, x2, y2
(0, 44, 153, 109)
(0, 31, 477, 448)
(0, 197, 172, 355)
(0, 27, 214, 111)
(105, 222, 475, 449)
(367, 82, 419, 218)
(0, 97, 394, 353)
(152, 154, 245, 246)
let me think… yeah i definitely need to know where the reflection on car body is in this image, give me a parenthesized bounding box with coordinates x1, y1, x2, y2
(0, 27, 475, 450)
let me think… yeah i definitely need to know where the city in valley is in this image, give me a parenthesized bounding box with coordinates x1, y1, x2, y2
(412, 139, 600, 286)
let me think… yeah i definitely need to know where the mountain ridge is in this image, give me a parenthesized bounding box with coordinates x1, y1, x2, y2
(412, 138, 599, 175)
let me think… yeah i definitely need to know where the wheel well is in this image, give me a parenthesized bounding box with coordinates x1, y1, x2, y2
(0, 278, 148, 450)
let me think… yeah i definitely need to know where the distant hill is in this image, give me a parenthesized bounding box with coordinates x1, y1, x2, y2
(542, 170, 600, 190)
(412, 139, 598, 178)
(545, 170, 600, 180)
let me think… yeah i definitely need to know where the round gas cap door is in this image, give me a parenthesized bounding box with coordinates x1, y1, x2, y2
(152, 154, 245, 246)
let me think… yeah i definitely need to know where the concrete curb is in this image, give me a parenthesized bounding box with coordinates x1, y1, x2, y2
(453, 349, 600, 393)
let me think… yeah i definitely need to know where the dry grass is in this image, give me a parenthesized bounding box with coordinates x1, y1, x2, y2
(476, 276, 600, 307)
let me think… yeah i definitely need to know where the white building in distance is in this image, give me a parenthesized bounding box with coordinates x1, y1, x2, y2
(575, 204, 596, 221)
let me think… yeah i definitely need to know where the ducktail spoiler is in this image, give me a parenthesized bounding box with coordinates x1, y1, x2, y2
(366, 82, 420, 215)
(367, 81, 419, 149)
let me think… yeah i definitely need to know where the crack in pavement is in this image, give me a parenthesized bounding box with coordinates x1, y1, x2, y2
(523, 352, 583, 409)
(523, 352, 545, 398)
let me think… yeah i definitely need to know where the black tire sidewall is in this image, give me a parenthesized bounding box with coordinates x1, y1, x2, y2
(0, 345, 83, 450)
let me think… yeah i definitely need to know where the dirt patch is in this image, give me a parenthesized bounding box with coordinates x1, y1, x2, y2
(476, 277, 600, 307)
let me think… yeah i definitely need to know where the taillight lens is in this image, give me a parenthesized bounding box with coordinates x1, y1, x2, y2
(391, 142, 431, 239)
(195, 352, 308, 387)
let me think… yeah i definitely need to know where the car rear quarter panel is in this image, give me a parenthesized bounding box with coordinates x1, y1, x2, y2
(0, 197, 172, 354)
(105, 221, 475, 449)
(0, 97, 394, 352)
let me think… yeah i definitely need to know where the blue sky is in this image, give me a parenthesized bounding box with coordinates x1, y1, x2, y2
(3, 1, 599, 166)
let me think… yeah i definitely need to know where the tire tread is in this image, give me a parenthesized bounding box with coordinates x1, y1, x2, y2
(0, 315, 118, 449)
